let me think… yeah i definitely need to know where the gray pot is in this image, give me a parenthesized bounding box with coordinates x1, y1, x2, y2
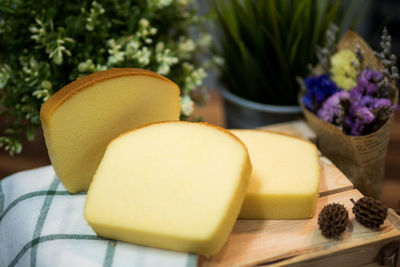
(220, 87, 303, 129)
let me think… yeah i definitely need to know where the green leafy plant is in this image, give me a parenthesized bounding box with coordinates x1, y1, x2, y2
(0, 0, 210, 155)
(212, 0, 367, 106)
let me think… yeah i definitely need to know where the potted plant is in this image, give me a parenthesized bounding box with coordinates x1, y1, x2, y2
(211, 0, 367, 128)
(0, 0, 210, 155)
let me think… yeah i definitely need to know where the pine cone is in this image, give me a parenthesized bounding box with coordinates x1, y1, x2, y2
(318, 203, 349, 239)
(351, 197, 388, 229)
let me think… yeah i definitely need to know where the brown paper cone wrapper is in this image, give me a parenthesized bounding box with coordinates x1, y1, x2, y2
(302, 31, 398, 199)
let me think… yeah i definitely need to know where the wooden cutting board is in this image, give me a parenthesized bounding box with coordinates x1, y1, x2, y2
(198, 121, 400, 267)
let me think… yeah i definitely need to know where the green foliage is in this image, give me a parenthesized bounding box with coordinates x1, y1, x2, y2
(0, 0, 210, 155)
(212, 0, 367, 105)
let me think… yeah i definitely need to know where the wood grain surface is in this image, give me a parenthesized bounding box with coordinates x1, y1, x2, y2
(199, 189, 400, 267)
(197, 154, 366, 266)
(197, 108, 400, 267)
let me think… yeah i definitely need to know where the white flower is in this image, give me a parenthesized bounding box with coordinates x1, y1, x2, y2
(78, 59, 95, 72)
(178, 38, 195, 54)
(107, 39, 118, 48)
(150, 28, 157, 35)
(139, 18, 149, 28)
(182, 64, 208, 96)
(182, 62, 194, 72)
(156, 42, 165, 52)
(85, 1, 105, 31)
(177, 0, 191, 6)
(41, 80, 52, 90)
(86, 17, 94, 31)
(95, 64, 107, 71)
(136, 19, 156, 43)
(155, 43, 178, 75)
(182, 11, 190, 19)
(184, 67, 206, 93)
(157, 55, 178, 75)
(108, 54, 124, 65)
(160, 0, 173, 7)
(212, 55, 225, 67)
(125, 38, 140, 58)
(107, 39, 125, 65)
(78, 59, 106, 72)
(157, 64, 170, 76)
(135, 47, 151, 66)
(156, 50, 178, 65)
(151, 0, 173, 9)
(90, 1, 105, 14)
(180, 95, 194, 116)
(198, 33, 212, 47)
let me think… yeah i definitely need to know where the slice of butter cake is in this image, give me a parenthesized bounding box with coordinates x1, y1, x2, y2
(41, 68, 180, 193)
(85, 121, 252, 255)
(231, 129, 320, 219)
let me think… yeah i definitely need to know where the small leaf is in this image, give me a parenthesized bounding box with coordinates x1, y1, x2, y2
(13, 141, 22, 154)
(26, 127, 36, 141)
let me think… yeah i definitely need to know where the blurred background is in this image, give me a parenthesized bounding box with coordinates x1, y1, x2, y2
(0, 0, 399, 211)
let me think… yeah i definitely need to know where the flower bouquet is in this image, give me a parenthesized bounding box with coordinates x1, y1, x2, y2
(300, 26, 399, 198)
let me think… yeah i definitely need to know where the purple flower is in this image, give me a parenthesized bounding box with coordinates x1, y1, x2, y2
(372, 100, 398, 123)
(354, 69, 384, 95)
(317, 91, 350, 124)
(349, 87, 363, 103)
(344, 86, 397, 135)
(318, 83, 397, 136)
(302, 75, 339, 112)
(356, 107, 375, 123)
(308, 69, 397, 136)
(345, 107, 375, 136)
(349, 91, 392, 114)
(371, 98, 392, 110)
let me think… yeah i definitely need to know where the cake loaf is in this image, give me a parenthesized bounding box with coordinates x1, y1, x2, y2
(41, 68, 180, 193)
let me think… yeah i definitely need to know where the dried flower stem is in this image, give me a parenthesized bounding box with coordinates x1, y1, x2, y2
(374, 27, 399, 99)
(316, 23, 339, 73)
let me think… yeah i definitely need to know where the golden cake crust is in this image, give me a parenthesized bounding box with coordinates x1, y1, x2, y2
(112, 120, 251, 157)
(232, 128, 319, 149)
(40, 68, 180, 125)
(230, 128, 321, 219)
(231, 128, 320, 184)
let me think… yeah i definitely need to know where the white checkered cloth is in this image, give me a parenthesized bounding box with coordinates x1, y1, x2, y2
(0, 166, 197, 267)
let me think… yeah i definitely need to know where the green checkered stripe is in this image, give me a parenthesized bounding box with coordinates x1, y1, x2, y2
(0, 167, 197, 267)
